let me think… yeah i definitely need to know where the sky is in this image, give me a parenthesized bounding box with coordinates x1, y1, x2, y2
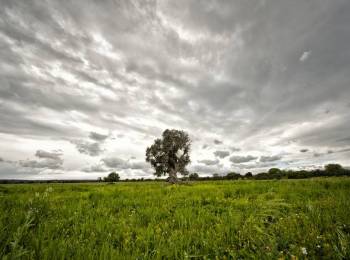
(0, 0, 350, 179)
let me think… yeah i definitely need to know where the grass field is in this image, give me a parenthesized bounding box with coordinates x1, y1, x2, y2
(1, 178, 350, 259)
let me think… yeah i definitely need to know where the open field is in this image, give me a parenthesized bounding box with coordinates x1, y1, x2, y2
(1, 178, 350, 259)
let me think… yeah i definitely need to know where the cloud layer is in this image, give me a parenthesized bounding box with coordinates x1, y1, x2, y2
(1, 0, 350, 179)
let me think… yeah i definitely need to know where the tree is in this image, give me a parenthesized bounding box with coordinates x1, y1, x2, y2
(146, 129, 191, 183)
(104, 172, 120, 182)
(268, 168, 282, 175)
(212, 173, 220, 179)
(245, 172, 253, 178)
(226, 172, 241, 180)
(189, 172, 199, 180)
(325, 164, 343, 175)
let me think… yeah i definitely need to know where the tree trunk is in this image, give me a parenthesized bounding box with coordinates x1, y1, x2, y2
(168, 168, 178, 184)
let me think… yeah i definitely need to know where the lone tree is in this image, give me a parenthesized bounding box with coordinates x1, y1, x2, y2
(146, 129, 191, 183)
(104, 172, 120, 182)
(189, 172, 199, 180)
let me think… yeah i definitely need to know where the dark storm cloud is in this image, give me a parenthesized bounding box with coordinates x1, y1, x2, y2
(230, 155, 257, 164)
(300, 149, 309, 153)
(213, 150, 230, 158)
(0, 0, 350, 178)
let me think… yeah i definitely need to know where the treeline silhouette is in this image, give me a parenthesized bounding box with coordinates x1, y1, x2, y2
(188, 164, 350, 181)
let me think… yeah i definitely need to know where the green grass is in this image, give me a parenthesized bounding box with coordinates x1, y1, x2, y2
(1, 178, 350, 259)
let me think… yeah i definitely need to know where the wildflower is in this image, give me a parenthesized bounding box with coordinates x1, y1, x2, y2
(301, 247, 307, 255)
(316, 245, 321, 249)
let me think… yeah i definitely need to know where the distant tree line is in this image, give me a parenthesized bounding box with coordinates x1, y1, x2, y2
(185, 164, 350, 181)
(1, 164, 348, 184)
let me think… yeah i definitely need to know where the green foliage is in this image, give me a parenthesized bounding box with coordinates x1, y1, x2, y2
(103, 172, 120, 182)
(146, 129, 191, 181)
(325, 163, 344, 175)
(1, 178, 350, 259)
(226, 172, 241, 180)
(189, 173, 199, 180)
(245, 172, 253, 178)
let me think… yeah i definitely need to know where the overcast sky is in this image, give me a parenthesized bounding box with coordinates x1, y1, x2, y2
(0, 0, 350, 179)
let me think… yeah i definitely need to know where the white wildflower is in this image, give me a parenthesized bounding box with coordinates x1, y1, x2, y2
(301, 247, 307, 255)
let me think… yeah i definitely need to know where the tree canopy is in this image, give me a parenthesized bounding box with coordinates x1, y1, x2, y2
(103, 172, 120, 182)
(146, 129, 191, 183)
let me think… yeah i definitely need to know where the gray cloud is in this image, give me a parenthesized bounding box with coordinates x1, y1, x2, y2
(71, 140, 104, 157)
(19, 159, 63, 169)
(19, 150, 64, 170)
(230, 147, 241, 152)
(314, 153, 322, 158)
(35, 150, 62, 160)
(230, 155, 257, 164)
(101, 157, 125, 168)
(300, 149, 309, 153)
(214, 140, 223, 145)
(101, 157, 150, 171)
(82, 163, 109, 173)
(89, 132, 108, 142)
(197, 159, 220, 166)
(214, 150, 230, 158)
(260, 155, 282, 162)
(0, 0, 350, 178)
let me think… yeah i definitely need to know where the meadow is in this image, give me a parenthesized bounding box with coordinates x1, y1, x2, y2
(1, 178, 350, 259)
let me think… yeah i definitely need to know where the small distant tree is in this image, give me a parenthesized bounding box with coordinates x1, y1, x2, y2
(146, 129, 191, 183)
(212, 173, 220, 180)
(97, 177, 102, 182)
(325, 164, 343, 175)
(268, 168, 282, 175)
(226, 172, 241, 180)
(104, 172, 120, 182)
(189, 172, 199, 180)
(245, 172, 253, 178)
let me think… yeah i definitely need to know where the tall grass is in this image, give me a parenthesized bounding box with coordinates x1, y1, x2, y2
(0, 178, 349, 259)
